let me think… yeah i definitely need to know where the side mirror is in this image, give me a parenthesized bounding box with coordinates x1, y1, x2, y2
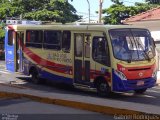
(151, 37, 156, 48)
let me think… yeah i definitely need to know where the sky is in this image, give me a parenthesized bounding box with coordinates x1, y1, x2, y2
(69, 0, 145, 21)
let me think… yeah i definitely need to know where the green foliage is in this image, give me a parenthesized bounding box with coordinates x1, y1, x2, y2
(145, 0, 160, 4)
(0, 22, 5, 41)
(0, 0, 22, 20)
(0, 0, 80, 23)
(103, 0, 159, 24)
(23, 0, 80, 23)
(0, 29, 5, 41)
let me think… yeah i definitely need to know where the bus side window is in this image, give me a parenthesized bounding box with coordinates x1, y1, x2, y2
(62, 31, 71, 52)
(85, 35, 91, 58)
(44, 30, 61, 50)
(26, 30, 43, 48)
(8, 30, 14, 46)
(92, 36, 110, 66)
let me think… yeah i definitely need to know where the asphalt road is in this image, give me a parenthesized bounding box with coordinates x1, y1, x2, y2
(0, 98, 113, 120)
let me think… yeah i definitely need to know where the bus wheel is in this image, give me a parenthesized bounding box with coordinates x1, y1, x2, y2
(31, 70, 40, 84)
(134, 88, 147, 94)
(96, 80, 110, 97)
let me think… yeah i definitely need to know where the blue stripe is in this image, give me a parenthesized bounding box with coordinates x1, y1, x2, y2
(39, 67, 73, 85)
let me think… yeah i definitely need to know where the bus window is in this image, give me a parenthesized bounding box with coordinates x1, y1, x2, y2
(26, 30, 43, 48)
(44, 30, 61, 50)
(92, 37, 110, 66)
(75, 34, 83, 57)
(62, 31, 71, 52)
(85, 35, 91, 58)
(8, 30, 14, 46)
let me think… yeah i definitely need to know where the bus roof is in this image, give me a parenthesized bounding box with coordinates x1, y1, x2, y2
(7, 24, 147, 31)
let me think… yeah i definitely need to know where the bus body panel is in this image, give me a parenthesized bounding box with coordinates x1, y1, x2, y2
(23, 46, 74, 84)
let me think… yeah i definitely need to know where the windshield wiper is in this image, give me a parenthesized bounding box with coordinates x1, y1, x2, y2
(130, 30, 151, 61)
(134, 38, 151, 61)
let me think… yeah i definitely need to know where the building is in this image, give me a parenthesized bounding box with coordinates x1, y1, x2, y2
(122, 7, 160, 42)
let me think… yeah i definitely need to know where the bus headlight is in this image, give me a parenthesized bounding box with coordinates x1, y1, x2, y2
(114, 70, 127, 80)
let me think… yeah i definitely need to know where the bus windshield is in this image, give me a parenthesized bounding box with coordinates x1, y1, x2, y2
(109, 28, 155, 62)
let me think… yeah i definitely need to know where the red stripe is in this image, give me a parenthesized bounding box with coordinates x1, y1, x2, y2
(23, 47, 71, 74)
(8, 25, 14, 30)
(90, 70, 111, 80)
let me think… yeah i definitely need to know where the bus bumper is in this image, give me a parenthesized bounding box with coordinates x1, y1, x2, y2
(112, 70, 157, 92)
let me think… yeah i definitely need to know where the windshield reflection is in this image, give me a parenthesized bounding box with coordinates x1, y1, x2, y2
(109, 29, 155, 62)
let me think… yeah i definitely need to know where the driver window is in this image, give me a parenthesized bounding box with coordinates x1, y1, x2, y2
(92, 36, 110, 66)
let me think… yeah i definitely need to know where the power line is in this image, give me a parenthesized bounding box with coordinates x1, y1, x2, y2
(77, 12, 95, 16)
(120, 0, 145, 4)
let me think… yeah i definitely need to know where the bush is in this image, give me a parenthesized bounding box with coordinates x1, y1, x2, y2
(0, 50, 5, 60)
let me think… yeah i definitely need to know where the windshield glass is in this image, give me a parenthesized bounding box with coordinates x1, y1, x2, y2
(109, 28, 155, 61)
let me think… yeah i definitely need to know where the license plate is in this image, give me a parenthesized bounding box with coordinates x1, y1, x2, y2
(137, 81, 144, 86)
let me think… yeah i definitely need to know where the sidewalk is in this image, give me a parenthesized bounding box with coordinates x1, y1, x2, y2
(0, 83, 160, 116)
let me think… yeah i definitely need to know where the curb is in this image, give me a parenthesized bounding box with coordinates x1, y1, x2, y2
(0, 91, 160, 117)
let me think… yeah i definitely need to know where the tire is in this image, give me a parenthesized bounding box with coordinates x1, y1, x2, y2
(134, 88, 147, 94)
(31, 69, 40, 84)
(96, 80, 111, 97)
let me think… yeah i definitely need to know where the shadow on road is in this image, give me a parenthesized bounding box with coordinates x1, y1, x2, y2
(15, 76, 160, 107)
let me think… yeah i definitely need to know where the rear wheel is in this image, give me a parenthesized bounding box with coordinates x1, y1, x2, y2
(134, 88, 147, 94)
(31, 69, 40, 84)
(96, 80, 111, 97)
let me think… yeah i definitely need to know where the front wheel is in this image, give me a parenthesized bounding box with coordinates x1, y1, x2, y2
(134, 88, 147, 94)
(31, 69, 40, 84)
(96, 80, 111, 97)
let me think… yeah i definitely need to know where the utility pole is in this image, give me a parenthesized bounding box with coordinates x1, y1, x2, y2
(87, 0, 90, 23)
(98, 0, 103, 23)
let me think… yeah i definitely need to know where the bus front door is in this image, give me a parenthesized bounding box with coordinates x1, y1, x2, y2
(5, 30, 16, 72)
(74, 33, 91, 85)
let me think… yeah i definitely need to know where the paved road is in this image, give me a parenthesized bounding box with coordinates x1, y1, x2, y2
(0, 98, 113, 120)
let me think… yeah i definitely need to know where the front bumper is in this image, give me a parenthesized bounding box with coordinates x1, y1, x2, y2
(112, 70, 156, 92)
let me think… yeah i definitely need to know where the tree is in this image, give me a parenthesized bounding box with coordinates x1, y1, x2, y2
(146, 0, 160, 4)
(0, 0, 80, 42)
(0, 0, 22, 20)
(102, 0, 158, 24)
(0, 0, 80, 23)
(23, 0, 80, 23)
(0, 21, 5, 42)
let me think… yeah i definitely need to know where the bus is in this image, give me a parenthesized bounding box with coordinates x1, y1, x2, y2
(5, 22, 157, 96)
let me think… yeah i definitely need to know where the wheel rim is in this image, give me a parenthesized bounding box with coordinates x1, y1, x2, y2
(32, 71, 38, 83)
(99, 82, 107, 92)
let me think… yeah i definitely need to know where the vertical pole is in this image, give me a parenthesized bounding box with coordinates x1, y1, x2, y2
(98, 0, 103, 23)
(87, 0, 90, 23)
